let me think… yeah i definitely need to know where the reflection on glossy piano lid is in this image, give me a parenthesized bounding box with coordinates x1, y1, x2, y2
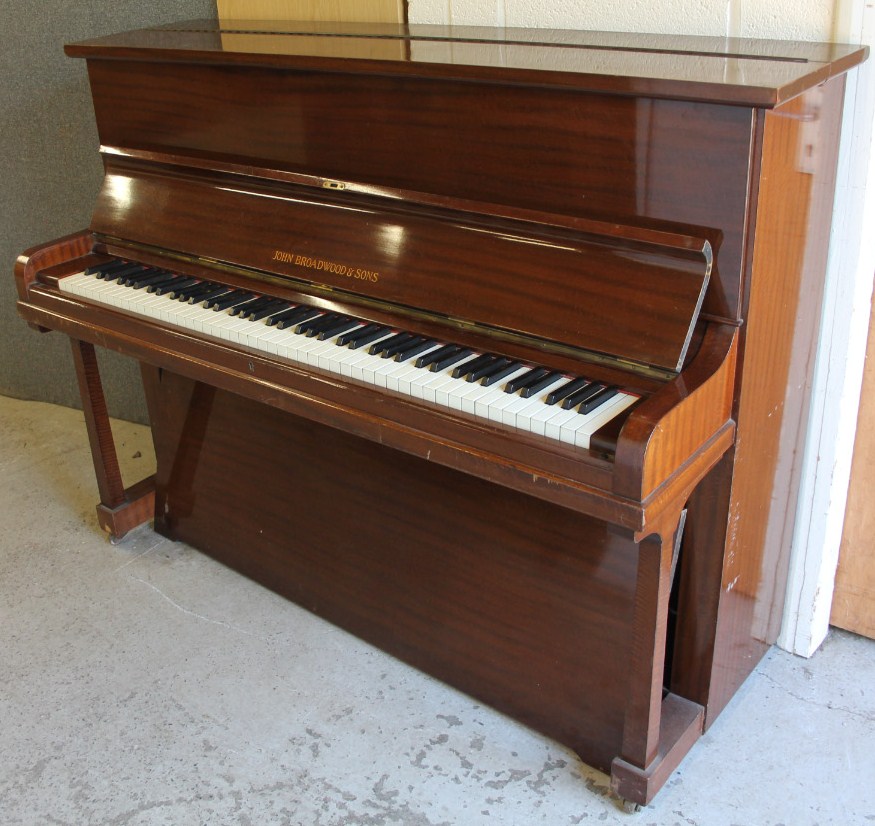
(65, 19, 868, 107)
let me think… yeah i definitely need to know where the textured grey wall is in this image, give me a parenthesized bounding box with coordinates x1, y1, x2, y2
(1, 2, 217, 423)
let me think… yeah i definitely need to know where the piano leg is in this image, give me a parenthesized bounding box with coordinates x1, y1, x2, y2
(69, 338, 155, 539)
(610, 520, 705, 805)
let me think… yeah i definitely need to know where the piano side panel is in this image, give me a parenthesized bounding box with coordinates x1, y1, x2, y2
(84, 58, 753, 322)
(672, 77, 847, 723)
(143, 366, 640, 772)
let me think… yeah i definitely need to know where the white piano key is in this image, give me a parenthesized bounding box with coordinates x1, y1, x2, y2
(339, 337, 395, 377)
(571, 394, 639, 448)
(472, 368, 530, 419)
(257, 326, 294, 355)
(387, 347, 442, 392)
(544, 406, 583, 441)
(412, 355, 480, 403)
(59, 270, 639, 450)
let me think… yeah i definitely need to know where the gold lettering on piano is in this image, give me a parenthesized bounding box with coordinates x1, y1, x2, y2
(271, 250, 380, 283)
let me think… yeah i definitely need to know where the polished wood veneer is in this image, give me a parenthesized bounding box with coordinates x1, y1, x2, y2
(14, 21, 866, 808)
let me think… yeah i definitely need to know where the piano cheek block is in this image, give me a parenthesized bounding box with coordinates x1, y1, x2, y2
(14, 21, 866, 809)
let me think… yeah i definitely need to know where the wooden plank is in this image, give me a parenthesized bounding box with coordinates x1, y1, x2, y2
(832, 289, 875, 639)
(217, 0, 404, 24)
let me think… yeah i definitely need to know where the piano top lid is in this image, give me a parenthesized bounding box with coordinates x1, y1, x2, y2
(64, 19, 868, 108)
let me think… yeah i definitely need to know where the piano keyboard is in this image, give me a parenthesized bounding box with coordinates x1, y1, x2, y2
(59, 262, 640, 449)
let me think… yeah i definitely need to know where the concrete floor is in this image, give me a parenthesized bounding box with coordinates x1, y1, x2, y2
(1, 393, 873, 826)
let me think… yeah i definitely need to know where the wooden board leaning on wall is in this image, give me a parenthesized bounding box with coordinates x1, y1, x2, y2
(832, 288, 875, 641)
(216, 0, 405, 24)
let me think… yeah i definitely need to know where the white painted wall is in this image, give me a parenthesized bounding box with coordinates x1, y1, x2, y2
(779, 0, 875, 656)
(408, 0, 875, 657)
(410, 0, 836, 39)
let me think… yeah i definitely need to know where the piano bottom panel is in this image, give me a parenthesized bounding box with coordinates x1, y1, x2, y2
(143, 365, 642, 772)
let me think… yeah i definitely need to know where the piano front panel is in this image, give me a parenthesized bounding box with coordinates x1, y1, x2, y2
(143, 364, 640, 773)
(85, 58, 754, 322)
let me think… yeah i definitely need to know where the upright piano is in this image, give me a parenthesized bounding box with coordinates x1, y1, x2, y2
(14, 21, 867, 807)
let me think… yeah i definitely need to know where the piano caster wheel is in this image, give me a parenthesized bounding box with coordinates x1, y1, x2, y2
(621, 799, 643, 814)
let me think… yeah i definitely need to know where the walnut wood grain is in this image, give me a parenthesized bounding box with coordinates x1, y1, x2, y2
(142, 367, 640, 773)
(81, 56, 754, 322)
(701, 79, 849, 722)
(96, 474, 156, 539)
(69, 339, 127, 510)
(611, 693, 703, 804)
(14, 231, 93, 330)
(69, 337, 156, 539)
(614, 325, 737, 501)
(620, 529, 677, 768)
(12, 24, 867, 809)
(17, 282, 648, 528)
(66, 22, 867, 108)
(92, 155, 711, 372)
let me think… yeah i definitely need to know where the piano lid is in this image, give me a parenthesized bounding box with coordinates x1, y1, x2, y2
(64, 19, 868, 107)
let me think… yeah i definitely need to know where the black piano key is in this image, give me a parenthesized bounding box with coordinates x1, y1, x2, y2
(85, 259, 131, 277)
(192, 285, 231, 304)
(383, 333, 426, 359)
(151, 276, 198, 296)
(504, 366, 548, 394)
(519, 371, 564, 399)
(298, 313, 339, 336)
(337, 323, 383, 347)
(276, 306, 321, 330)
(480, 361, 524, 387)
(415, 343, 457, 370)
(236, 297, 281, 319)
(127, 272, 173, 290)
(265, 305, 302, 326)
(452, 353, 494, 380)
(545, 376, 591, 406)
(119, 267, 164, 286)
(210, 290, 256, 310)
(467, 357, 509, 383)
(240, 297, 285, 318)
(394, 338, 438, 362)
(250, 300, 292, 322)
(430, 347, 474, 372)
(177, 282, 220, 302)
(228, 296, 267, 317)
(131, 270, 179, 291)
(346, 325, 391, 350)
(102, 263, 145, 281)
(97, 262, 141, 280)
(317, 318, 359, 341)
(382, 334, 424, 359)
(169, 281, 209, 300)
(579, 386, 619, 414)
(115, 267, 171, 287)
(370, 332, 413, 356)
(561, 383, 604, 411)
